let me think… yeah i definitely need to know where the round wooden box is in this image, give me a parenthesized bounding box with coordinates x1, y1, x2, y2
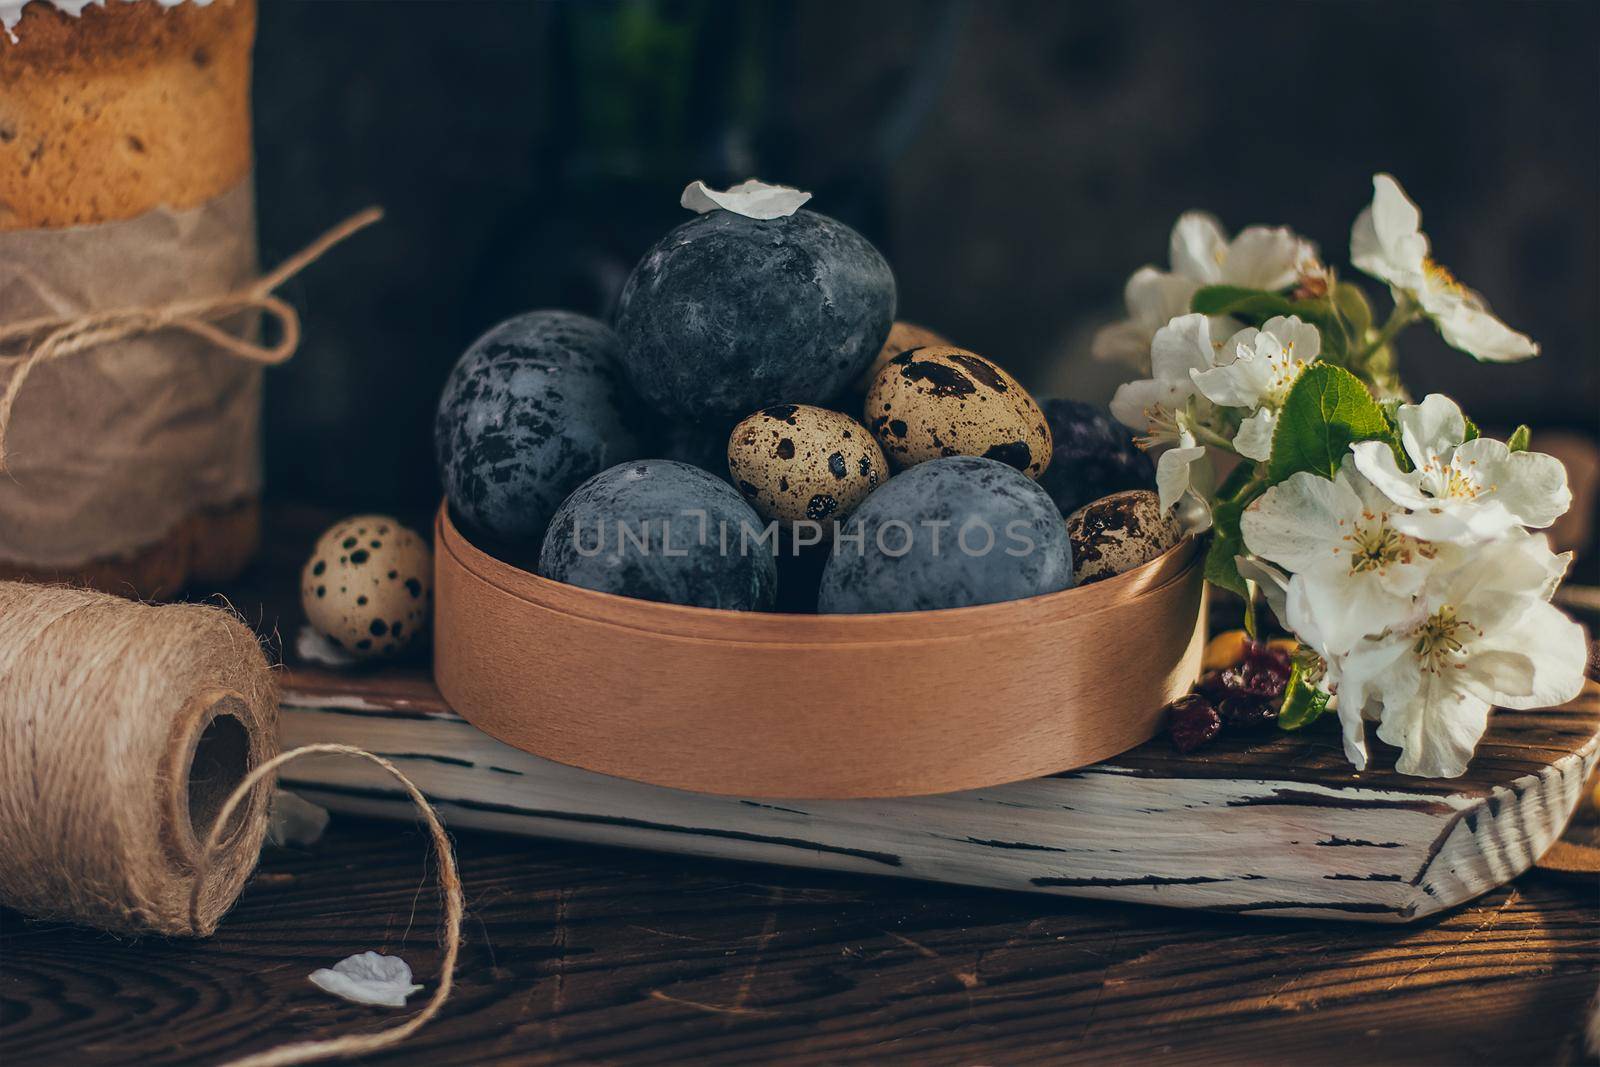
(433, 504, 1206, 799)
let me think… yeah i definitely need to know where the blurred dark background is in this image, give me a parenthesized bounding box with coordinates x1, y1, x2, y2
(253, 0, 1600, 516)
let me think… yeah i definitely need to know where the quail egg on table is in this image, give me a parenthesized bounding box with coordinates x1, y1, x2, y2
(1065, 489, 1182, 584)
(727, 404, 888, 525)
(301, 515, 433, 659)
(865, 346, 1051, 478)
(855, 320, 951, 389)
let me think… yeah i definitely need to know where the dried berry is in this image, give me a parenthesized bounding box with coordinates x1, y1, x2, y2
(1195, 669, 1230, 703)
(1218, 641, 1292, 701)
(1218, 694, 1277, 730)
(1167, 694, 1222, 753)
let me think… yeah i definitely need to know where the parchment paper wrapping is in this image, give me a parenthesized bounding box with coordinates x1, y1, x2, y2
(0, 180, 260, 568)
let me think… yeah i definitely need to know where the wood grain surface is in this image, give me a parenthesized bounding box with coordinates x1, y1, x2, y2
(3, 819, 1597, 1066)
(4, 504, 1598, 1064)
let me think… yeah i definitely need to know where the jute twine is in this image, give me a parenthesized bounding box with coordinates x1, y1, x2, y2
(197, 745, 464, 1067)
(0, 581, 465, 1066)
(0, 206, 383, 471)
(0, 580, 279, 934)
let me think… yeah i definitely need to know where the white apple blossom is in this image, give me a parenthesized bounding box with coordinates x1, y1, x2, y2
(1110, 313, 1219, 510)
(1335, 530, 1586, 778)
(1190, 316, 1321, 461)
(1241, 464, 1440, 657)
(1236, 555, 1366, 767)
(1351, 394, 1571, 543)
(1093, 212, 1318, 370)
(1350, 173, 1538, 362)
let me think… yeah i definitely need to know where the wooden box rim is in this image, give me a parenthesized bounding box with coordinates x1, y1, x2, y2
(432, 502, 1208, 798)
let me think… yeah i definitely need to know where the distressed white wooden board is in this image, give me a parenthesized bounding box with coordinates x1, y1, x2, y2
(276, 681, 1599, 924)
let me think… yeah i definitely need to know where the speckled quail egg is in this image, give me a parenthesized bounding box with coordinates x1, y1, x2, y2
(1065, 490, 1182, 584)
(301, 515, 433, 659)
(727, 404, 888, 525)
(854, 320, 951, 390)
(865, 345, 1051, 478)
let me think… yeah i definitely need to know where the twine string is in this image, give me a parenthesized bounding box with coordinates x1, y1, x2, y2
(193, 743, 464, 1067)
(0, 206, 383, 470)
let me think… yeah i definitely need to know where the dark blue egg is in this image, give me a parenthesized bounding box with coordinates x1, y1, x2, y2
(615, 209, 896, 421)
(1037, 397, 1155, 517)
(818, 456, 1073, 614)
(657, 417, 736, 482)
(539, 460, 777, 610)
(435, 311, 639, 545)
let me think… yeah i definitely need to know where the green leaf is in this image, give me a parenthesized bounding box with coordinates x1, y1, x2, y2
(1333, 282, 1374, 344)
(1190, 285, 1298, 319)
(1201, 464, 1265, 597)
(1267, 364, 1395, 482)
(1278, 660, 1331, 730)
(1462, 416, 1481, 442)
(1204, 523, 1248, 597)
(1378, 395, 1413, 471)
(1508, 424, 1531, 452)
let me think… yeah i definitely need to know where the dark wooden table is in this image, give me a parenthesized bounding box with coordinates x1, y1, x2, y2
(5, 504, 1598, 1064)
(3, 815, 1597, 1066)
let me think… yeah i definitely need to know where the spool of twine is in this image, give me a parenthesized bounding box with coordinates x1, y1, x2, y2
(0, 580, 279, 935)
(0, 580, 465, 1065)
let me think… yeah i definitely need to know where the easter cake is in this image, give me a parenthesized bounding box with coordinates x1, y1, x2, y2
(0, 0, 262, 596)
(426, 180, 1205, 797)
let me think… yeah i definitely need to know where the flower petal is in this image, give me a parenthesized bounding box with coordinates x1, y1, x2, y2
(1235, 555, 1290, 625)
(1109, 378, 1168, 431)
(1258, 315, 1322, 364)
(1242, 469, 1363, 572)
(1398, 393, 1467, 470)
(1351, 174, 1429, 286)
(1221, 226, 1306, 291)
(1191, 354, 1272, 409)
(1091, 319, 1152, 367)
(1469, 598, 1588, 710)
(1155, 443, 1206, 511)
(1149, 313, 1217, 384)
(1232, 408, 1276, 462)
(681, 179, 811, 219)
(1333, 692, 1370, 771)
(1126, 266, 1199, 329)
(1169, 212, 1227, 284)
(1377, 672, 1491, 779)
(1335, 632, 1414, 724)
(1455, 437, 1572, 529)
(1388, 501, 1521, 544)
(1417, 285, 1539, 362)
(1350, 440, 1430, 510)
(1296, 562, 1420, 657)
(309, 952, 424, 1008)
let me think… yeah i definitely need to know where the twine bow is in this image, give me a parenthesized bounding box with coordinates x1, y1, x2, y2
(0, 206, 383, 470)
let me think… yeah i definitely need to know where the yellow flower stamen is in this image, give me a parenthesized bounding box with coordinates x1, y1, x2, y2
(1423, 257, 1466, 297)
(1412, 606, 1483, 675)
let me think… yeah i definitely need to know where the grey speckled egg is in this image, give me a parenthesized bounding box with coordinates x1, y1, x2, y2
(539, 460, 777, 610)
(865, 346, 1051, 478)
(301, 515, 433, 659)
(435, 310, 639, 547)
(727, 404, 887, 526)
(615, 208, 896, 421)
(818, 456, 1074, 614)
(1065, 489, 1182, 584)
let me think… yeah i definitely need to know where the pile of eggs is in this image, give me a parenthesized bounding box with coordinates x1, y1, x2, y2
(433, 200, 1171, 616)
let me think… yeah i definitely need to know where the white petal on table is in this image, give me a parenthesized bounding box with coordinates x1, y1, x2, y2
(309, 952, 424, 1008)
